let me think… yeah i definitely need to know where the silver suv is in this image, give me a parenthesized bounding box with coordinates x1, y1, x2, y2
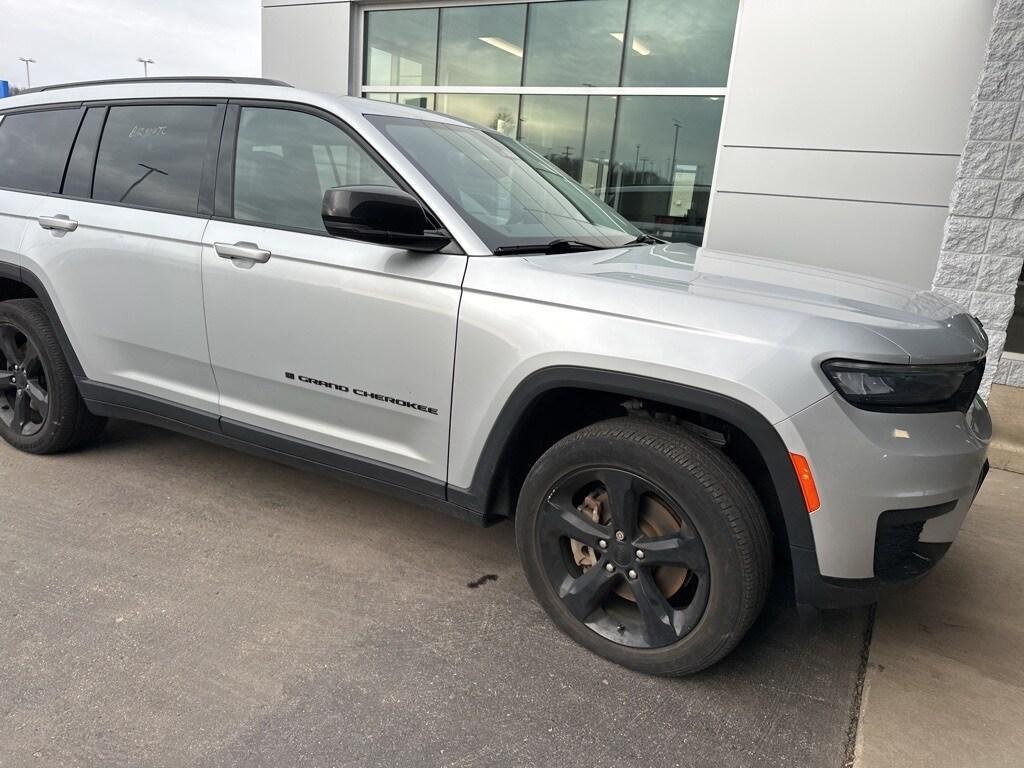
(0, 79, 991, 675)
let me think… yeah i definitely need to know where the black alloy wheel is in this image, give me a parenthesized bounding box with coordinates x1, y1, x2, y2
(0, 299, 106, 454)
(0, 322, 49, 436)
(538, 467, 710, 649)
(517, 418, 772, 676)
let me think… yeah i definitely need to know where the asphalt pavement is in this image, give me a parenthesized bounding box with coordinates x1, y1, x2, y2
(0, 420, 871, 768)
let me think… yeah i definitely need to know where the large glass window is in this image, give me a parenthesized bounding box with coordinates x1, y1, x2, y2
(608, 96, 724, 244)
(437, 4, 526, 86)
(519, 95, 616, 195)
(233, 107, 396, 233)
(365, 92, 436, 110)
(435, 93, 520, 136)
(92, 105, 217, 214)
(365, 8, 438, 87)
(0, 109, 82, 194)
(621, 0, 740, 87)
(361, 0, 739, 245)
(523, 0, 627, 87)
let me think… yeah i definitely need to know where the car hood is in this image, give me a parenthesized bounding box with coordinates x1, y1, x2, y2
(518, 242, 988, 363)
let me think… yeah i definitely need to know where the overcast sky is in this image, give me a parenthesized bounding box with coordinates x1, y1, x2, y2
(0, 0, 260, 89)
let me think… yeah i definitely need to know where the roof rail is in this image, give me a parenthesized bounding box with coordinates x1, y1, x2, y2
(20, 76, 292, 95)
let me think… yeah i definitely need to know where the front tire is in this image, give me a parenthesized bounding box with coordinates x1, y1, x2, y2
(0, 299, 106, 454)
(516, 417, 772, 676)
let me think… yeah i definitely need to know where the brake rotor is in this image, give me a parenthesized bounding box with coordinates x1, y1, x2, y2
(569, 489, 688, 602)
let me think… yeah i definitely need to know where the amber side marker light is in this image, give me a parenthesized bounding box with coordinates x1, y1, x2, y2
(790, 453, 821, 513)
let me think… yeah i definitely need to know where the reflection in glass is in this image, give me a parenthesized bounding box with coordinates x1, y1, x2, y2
(437, 4, 526, 86)
(93, 105, 217, 214)
(609, 96, 724, 244)
(519, 95, 616, 196)
(365, 93, 436, 110)
(622, 0, 739, 87)
(365, 9, 438, 87)
(523, 0, 626, 86)
(435, 93, 521, 136)
(369, 114, 640, 252)
(234, 108, 395, 233)
(581, 96, 616, 198)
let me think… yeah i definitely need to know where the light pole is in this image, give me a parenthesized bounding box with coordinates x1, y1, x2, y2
(669, 120, 683, 186)
(137, 58, 154, 77)
(18, 57, 36, 88)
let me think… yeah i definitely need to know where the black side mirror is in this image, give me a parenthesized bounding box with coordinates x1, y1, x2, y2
(321, 186, 451, 253)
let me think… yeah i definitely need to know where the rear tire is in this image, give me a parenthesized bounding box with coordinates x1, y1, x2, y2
(516, 417, 772, 676)
(0, 299, 106, 454)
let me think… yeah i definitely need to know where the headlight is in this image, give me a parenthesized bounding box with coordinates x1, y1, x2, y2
(821, 359, 984, 413)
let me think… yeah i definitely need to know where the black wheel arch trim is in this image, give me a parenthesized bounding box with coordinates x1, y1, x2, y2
(0, 261, 86, 379)
(446, 365, 816, 557)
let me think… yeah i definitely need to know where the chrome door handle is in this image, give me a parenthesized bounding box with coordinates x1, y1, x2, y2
(214, 241, 271, 264)
(38, 214, 78, 232)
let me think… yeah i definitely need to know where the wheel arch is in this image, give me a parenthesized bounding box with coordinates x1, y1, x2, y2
(0, 261, 85, 379)
(447, 366, 815, 554)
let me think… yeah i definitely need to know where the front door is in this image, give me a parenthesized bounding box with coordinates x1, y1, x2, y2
(202, 104, 465, 488)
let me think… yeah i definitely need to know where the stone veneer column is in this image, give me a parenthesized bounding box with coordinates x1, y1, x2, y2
(933, 0, 1024, 394)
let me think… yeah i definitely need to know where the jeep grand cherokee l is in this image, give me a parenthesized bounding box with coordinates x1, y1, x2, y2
(0, 78, 990, 675)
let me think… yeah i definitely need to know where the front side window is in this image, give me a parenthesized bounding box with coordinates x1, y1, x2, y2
(233, 107, 397, 233)
(369, 114, 640, 251)
(92, 104, 218, 214)
(0, 108, 82, 194)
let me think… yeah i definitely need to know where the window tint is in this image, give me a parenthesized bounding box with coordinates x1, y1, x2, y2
(92, 105, 217, 214)
(62, 107, 106, 199)
(233, 107, 397, 233)
(0, 108, 82, 193)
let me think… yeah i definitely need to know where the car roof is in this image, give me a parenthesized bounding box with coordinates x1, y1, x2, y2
(0, 77, 467, 128)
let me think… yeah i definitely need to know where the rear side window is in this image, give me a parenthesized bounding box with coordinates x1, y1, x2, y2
(62, 107, 106, 199)
(0, 108, 83, 193)
(92, 104, 218, 214)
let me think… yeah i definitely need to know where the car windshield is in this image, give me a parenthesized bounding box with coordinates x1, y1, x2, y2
(366, 113, 643, 253)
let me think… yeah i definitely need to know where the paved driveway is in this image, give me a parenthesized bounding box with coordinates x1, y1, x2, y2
(0, 421, 870, 767)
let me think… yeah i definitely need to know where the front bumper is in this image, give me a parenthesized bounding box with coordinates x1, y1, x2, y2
(776, 392, 991, 608)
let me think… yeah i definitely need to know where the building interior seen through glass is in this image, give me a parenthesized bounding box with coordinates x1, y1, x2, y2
(363, 0, 739, 245)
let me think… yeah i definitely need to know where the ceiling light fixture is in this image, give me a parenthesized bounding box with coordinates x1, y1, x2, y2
(610, 32, 651, 56)
(478, 37, 524, 58)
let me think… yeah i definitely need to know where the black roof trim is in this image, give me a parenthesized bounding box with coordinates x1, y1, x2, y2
(21, 77, 292, 95)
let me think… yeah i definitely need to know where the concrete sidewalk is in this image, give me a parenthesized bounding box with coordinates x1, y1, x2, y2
(854, 467, 1024, 767)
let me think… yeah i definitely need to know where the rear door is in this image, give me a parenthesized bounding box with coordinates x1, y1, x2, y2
(19, 100, 225, 416)
(0, 106, 84, 278)
(201, 103, 465, 486)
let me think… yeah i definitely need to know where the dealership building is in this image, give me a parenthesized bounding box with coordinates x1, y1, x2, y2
(262, 0, 1024, 395)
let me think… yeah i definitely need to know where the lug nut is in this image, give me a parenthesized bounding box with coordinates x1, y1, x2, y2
(604, 563, 615, 573)
(615, 530, 625, 541)
(636, 550, 645, 559)
(627, 569, 638, 580)
(598, 539, 608, 549)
